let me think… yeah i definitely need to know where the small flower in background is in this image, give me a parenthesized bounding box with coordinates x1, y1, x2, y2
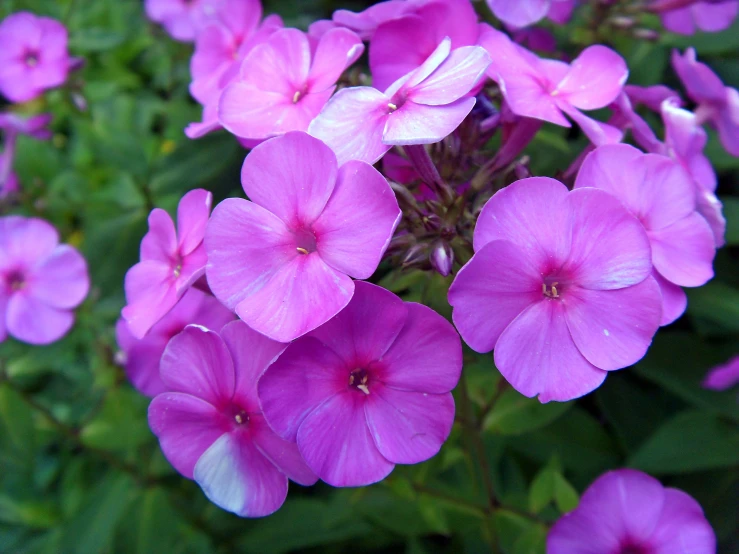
(703, 355, 739, 391)
(0, 112, 53, 199)
(148, 322, 317, 517)
(0, 12, 71, 103)
(0, 216, 89, 345)
(486, 0, 576, 28)
(145, 0, 211, 42)
(657, 0, 738, 35)
(218, 27, 363, 141)
(672, 48, 739, 156)
(548, 469, 716, 553)
(258, 281, 462, 487)
(205, 131, 401, 342)
(116, 288, 234, 397)
(309, 38, 491, 165)
(448, 178, 662, 402)
(480, 28, 628, 145)
(122, 188, 212, 339)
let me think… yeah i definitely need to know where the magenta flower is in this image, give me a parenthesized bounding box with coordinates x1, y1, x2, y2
(480, 28, 627, 145)
(144, 0, 213, 42)
(672, 48, 739, 156)
(330, 0, 413, 40)
(368, 0, 484, 92)
(660, 0, 738, 35)
(703, 355, 739, 391)
(205, 131, 401, 342)
(309, 38, 491, 165)
(487, 0, 575, 28)
(0, 216, 89, 345)
(576, 144, 716, 326)
(548, 469, 716, 554)
(0, 12, 70, 103)
(218, 27, 363, 141)
(149, 321, 317, 517)
(448, 178, 661, 402)
(0, 113, 53, 139)
(122, 189, 212, 339)
(258, 281, 462, 487)
(116, 289, 233, 397)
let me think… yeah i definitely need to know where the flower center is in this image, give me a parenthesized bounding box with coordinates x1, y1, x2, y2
(227, 404, 249, 427)
(25, 52, 38, 67)
(349, 368, 370, 395)
(619, 544, 648, 554)
(6, 270, 26, 292)
(293, 227, 317, 255)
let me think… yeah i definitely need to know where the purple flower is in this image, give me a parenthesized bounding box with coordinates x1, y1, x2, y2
(576, 144, 716, 326)
(122, 189, 212, 339)
(0, 113, 53, 139)
(330, 0, 413, 40)
(487, 0, 576, 27)
(0, 216, 89, 345)
(218, 27, 364, 141)
(116, 289, 234, 397)
(672, 48, 739, 156)
(0, 12, 71, 103)
(548, 469, 716, 554)
(480, 28, 627, 145)
(144, 0, 216, 42)
(258, 281, 462, 487)
(660, 0, 738, 35)
(205, 131, 400, 342)
(148, 322, 317, 517)
(702, 355, 739, 391)
(309, 38, 491, 165)
(448, 178, 661, 402)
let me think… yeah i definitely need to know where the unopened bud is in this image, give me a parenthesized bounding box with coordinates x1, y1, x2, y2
(632, 28, 660, 41)
(609, 16, 635, 29)
(430, 241, 454, 277)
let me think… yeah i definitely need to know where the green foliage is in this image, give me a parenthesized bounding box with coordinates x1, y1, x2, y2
(0, 0, 737, 553)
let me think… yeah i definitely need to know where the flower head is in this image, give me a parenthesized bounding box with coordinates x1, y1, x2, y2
(205, 131, 401, 342)
(116, 289, 234, 397)
(0, 12, 71, 103)
(660, 0, 738, 35)
(487, 0, 576, 28)
(122, 189, 212, 339)
(309, 38, 491, 165)
(258, 281, 462, 487)
(0, 216, 89, 345)
(702, 355, 739, 391)
(480, 28, 628, 145)
(448, 178, 661, 402)
(218, 27, 364, 140)
(548, 469, 716, 554)
(148, 321, 317, 517)
(145, 0, 215, 42)
(576, 144, 716, 325)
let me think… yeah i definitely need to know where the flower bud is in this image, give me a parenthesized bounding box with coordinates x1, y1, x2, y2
(430, 241, 454, 277)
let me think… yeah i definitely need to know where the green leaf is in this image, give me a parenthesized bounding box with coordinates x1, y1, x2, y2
(723, 197, 739, 246)
(629, 411, 739, 474)
(553, 474, 579, 513)
(80, 388, 151, 452)
(69, 28, 126, 52)
(528, 468, 555, 514)
(687, 281, 739, 335)
(484, 388, 572, 435)
(0, 385, 36, 471)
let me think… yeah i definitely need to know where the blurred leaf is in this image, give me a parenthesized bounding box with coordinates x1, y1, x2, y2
(69, 28, 126, 52)
(629, 410, 739, 474)
(528, 468, 554, 514)
(494, 510, 546, 554)
(0, 385, 36, 472)
(80, 388, 151, 452)
(662, 18, 739, 55)
(552, 473, 579, 513)
(484, 389, 572, 435)
(687, 281, 739, 335)
(723, 197, 739, 245)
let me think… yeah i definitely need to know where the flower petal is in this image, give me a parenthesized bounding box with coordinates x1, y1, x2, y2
(649, 213, 715, 287)
(560, 105, 623, 145)
(122, 261, 178, 339)
(487, 0, 551, 27)
(250, 413, 318, 486)
(653, 270, 687, 326)
(0, 216, 58, 268)
(309, 28, 364, 91)
(239, 27, 310, 95)
(409, 46, 491, 106)
(648, 488, 717, 554)
(383, 97, 477, 145)
(494, 299, 607, 402)
(177, 189, 212, 256)
(6, 293, 74, 345)
(29, 245, 89, 309)
(297, 391, 394, 486)
(554, 45, 628, 110)
(140, 208, 177, 263)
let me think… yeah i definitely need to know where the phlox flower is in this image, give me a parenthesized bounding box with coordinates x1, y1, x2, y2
(309, 38, 491, 166)
(145, 0, 218, 42)
(0, 12, 71, 103)
(122, 189, 212, 339)
(448, 178, 662, 402)
(116, 289, 233, 397)
(548, 469, 716, 554)
(258, 281, 462, 487)
(205, 131, 400, 342)
(0, 113, 53, 139)
(0, 216, 89, 345)
(702, 355, 739, 391)
(486, 0, 576, 28)
(660, 0, 738, 35)
(576, 144, 716, 325)
(672, 48, 739, 156)
(218, 27, 363, 141)
(148, 322, 317, 517)
(479, 28, 627, 145)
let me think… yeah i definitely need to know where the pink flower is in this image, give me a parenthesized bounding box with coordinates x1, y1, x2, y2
(702, 355, 739, 391)
(368, 0, 484, 92)
(576, 144, 716, 326)
(186, 3, 283, 139)
(0, 216, 89, 345)
(660, 0, 738, 35)
(0, 12, 70, 103)
(258, 281, 462, 487)
(116, 289, 233, 397)
(218, 27, 364, 141)
(672, 48, 739, 156)
(330, 0, 413, 40)
(122, 189, 212, 339)
(205, 131, 401, 342)
(448, 178, 661, 402)
(145, 0, 214, 42)
(487, 0, 576, 28)
(548, 469, 716, 554)
(0, 112, 53, 139)
(148, 322, 317, 517)
(479, 28, 627, 145)
(309, 38, 491, 165)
